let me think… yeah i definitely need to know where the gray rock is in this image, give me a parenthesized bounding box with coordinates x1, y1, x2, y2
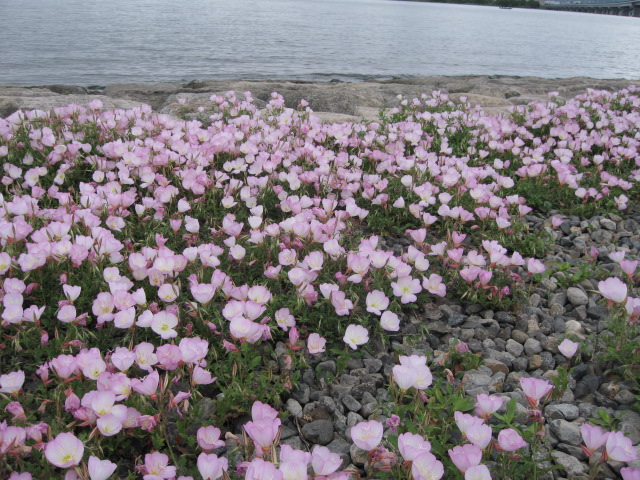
(614, 389, 636, 405)
(281, 435, 303, 450)
(549, 419, 582, 446)
(349, 443, 369, 467)
(291, 383, 311, 404)
(599, 218, 617, 231)
(316, 361, 337, 380)
(347, 412, 364, 428)
(360, 402, 378, 418)
(363, 358, 383, 373)
(566, 287, 588, 306)
(301, 420, 334, 445)
(616, 410, 640, 445)
(551, 451, 588, 477)
(342, 395, 363, 412)
(286, 399, 303, 418)
(544, 404, 580, 421)
(506, 339, 524, 357)
(524, 338, 543, 356)
(511, 329, 529, 344)
(351, 381, 378, 401)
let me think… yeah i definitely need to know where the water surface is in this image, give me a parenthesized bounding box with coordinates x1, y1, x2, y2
(0, 0, 638, 85)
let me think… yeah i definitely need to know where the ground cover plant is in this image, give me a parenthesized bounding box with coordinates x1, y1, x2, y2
(0, 86, 639, 479)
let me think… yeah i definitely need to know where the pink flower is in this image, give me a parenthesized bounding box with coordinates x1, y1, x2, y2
(88, 456, 117, 480)
(193, 366, 217, 385)
(465, 464, 492, 480)
(330, 290, 354, 316)
(190, 283, 216, 305)
(111, 347, 136, 372)
(380, 311, 400, 331)
(454, 412, 484, 435)
(422, 274, 446, 297)
(519, 377, 553, 408)
(245, 458, 283, 480)
(448, 444, 482, 473)
(244, 404, 281, 451)
(62, 285, 82, 302)
(311, 445, 342, 476)
(307, 333, 326, 354)
(598, 277, 628, 303)
(466, 423, 493, 449)
(557, 339, 579, 358)
(197, 426, 225, 451)
(604, 431, 637, 462)
(393, 364, 417, 390)
(474, 394, 504, 420)
(44, 432, 84, 468)
(398, 432, 432, 461)
(131, 370, 159, 396)
(497, 428, 527, 451)
(197, 452, 228, 480)
(274, 308, 296, 331)
(150, 311, 179, 339)
(156, 344, 183, 370)
(581, 423, 609, 456)
(527, 258, 546, 274)
(343, 324, 369, 350)
(57, 304, 77, 323)
(621, 468, 640, 480)
(351, 420, 383, 451)
(620, 260, 638, 276)
(411, 452, 444, 480)
(143, 451, 176, 479)
(7, 401, 26, 420)
(0, 370, 25, 393)
(178, 337, 208, 365)
(366, 290, 389, 316)
(279, 445, 310, 466)
(391, 276, 422, 304)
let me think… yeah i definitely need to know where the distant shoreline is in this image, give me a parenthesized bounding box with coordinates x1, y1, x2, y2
(390, 0, 540, 9)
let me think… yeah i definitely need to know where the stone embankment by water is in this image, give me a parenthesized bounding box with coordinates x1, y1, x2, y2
(1, 76, 639, 122)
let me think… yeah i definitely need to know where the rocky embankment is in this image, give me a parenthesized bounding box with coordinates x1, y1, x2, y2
(256, 212, 640, 480)
(1, 76, 639, 122)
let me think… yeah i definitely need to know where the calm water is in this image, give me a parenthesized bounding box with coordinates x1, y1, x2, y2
(0, 0, 639, 86)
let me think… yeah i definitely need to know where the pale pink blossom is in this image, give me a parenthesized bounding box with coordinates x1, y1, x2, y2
(307, 333, 326, 354)
(351, 420, 383, 451)
(44, 432, 84, 468)
(497, 428, 527, 451)
(398, 432, 432, 461)
(197, 426, 225, 451)
(0, 370, 25, 393)
(391, 276, 422, 303)
(519, 377, 553, 408)
(311, 445, 342, 476)
(448, 444, 482, 473)
(380, 310, 400, 331)
(366, 290, 389, 316)
(604, 431, 637, 462)
(343, 324, 369, 350)
(465, 464, 492, 480)
(197, 452, 228, 480)
(598, 277, 628, 303)
(143, 451, 176, 479)
(558, 339, 579, 358)
(581, 423, 609, 456)
(474, 394, 504, 419)
(411, 452, 444, 480)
